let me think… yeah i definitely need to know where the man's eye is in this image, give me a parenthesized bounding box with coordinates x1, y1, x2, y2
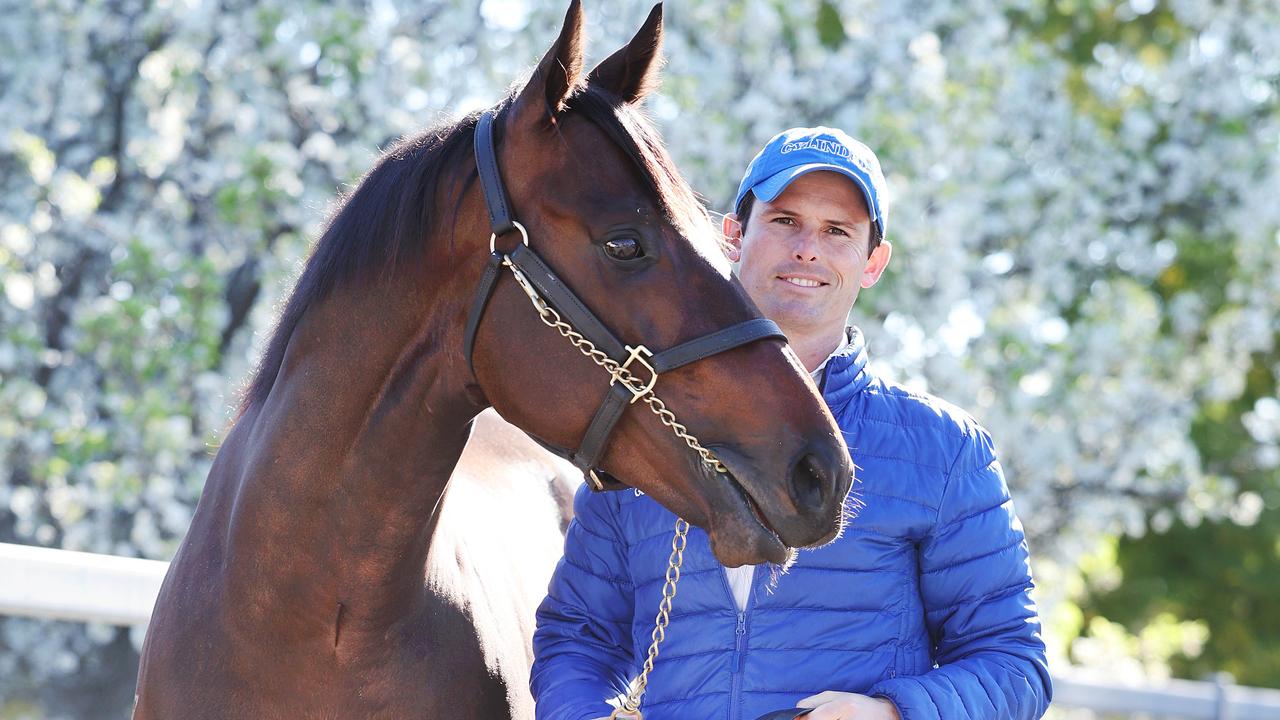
(827, 227, 848, 236)
(603, 237, 644, 261)
(773, 217, 796, 225)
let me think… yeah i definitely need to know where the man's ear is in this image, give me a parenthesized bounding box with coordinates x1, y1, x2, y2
(510, 0, 586, 129)
(722, 212, 743, 263)
(586, 3, 664, 103)
(861, 240, 893, 289)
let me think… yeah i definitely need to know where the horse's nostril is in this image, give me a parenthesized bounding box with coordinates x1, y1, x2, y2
(789, 451, 828, 511)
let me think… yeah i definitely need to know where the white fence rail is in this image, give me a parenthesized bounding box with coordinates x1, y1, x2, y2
(0, 541, 167, 626)
(3, 542, 1279, 719)
(1054, 672, 1280, 719)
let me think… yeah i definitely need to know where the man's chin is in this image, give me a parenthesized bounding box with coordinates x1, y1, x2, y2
(755, 299, 819, 324)
(755, 304, 838, 339)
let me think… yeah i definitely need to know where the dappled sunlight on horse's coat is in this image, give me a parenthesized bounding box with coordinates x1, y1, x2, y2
(133, 2, 852, 717)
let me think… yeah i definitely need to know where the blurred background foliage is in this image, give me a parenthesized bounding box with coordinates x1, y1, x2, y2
(0, 0, 1277, 717)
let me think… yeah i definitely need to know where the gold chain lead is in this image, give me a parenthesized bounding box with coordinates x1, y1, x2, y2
(613, 517, 688, 720)
(501, 258, 717, 719)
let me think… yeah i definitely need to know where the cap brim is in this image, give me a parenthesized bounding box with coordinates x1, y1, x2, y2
(752, 163, 879, 225)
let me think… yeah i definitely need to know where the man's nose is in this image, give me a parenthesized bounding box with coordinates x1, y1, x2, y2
(791, 231, 821, 262)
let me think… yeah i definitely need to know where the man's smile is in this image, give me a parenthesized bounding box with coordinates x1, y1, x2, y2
(777, 273, 830, 289)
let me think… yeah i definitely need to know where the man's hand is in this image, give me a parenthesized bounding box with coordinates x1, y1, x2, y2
(796, 691, 901, 720)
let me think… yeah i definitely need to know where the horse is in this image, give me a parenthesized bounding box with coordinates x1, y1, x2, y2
(133, 3, 853, 717)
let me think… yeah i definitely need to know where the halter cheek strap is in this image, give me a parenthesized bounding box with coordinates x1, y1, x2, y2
(474, 111, 517, 237)
(465, 109, 786, 491)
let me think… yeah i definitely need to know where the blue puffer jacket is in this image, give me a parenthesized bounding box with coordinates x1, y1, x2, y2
(531, 331, 1052, 720)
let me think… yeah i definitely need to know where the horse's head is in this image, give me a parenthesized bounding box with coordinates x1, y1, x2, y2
(466, 1, 853, 567)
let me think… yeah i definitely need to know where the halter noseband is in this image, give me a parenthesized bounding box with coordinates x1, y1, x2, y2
(464, 109, 786, 491)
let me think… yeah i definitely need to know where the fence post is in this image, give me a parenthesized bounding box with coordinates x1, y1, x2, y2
(1214, 672, 1234, 720)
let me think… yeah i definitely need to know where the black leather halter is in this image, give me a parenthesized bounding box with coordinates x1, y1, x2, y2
(464, 110, 786, 491)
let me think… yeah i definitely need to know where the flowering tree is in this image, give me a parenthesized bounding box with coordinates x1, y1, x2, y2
(2, 0, 1277, 716)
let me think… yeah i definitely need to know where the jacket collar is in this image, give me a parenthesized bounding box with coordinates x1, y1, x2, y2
(817, 326, 872, 407)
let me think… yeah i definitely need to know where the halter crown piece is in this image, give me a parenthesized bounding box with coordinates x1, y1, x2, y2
(465, 110, 786, 719)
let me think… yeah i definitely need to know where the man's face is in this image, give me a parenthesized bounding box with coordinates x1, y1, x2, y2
(726, 171, 891, 339)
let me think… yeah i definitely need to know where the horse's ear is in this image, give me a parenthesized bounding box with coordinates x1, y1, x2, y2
(586, 3, 664, 104)
(511, 0, 586, 128)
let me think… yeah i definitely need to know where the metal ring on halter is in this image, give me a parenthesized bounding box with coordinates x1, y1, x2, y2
(489, 220, 530, 254)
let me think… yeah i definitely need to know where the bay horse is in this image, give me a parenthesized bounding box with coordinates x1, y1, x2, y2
(134, 3, 853, 718)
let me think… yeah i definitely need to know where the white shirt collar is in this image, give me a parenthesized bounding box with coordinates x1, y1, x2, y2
(810, 327, 854, 382)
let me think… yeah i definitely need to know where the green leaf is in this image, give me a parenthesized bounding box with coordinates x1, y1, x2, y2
(816, 1, 845, 50)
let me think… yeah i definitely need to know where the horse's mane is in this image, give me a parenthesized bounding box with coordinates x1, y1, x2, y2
(240, 86, 705, 412)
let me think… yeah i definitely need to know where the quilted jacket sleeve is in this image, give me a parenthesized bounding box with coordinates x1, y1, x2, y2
(531, 485, 637, 720)
(867, 427, 1052, 719)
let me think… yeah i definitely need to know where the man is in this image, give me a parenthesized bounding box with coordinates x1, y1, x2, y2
(531, 127, 1052, 720)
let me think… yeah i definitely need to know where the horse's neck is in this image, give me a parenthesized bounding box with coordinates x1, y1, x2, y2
(219, 269, 481, 628)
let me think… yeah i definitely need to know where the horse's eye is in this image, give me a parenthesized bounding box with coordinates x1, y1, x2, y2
(603, 237, 644, 261)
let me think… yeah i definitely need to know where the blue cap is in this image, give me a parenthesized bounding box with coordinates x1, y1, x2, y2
(733, 126, 887, 241)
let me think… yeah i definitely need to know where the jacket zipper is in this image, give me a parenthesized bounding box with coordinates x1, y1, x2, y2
(731, 611, 747, 673)
(721, 566, 759, 720)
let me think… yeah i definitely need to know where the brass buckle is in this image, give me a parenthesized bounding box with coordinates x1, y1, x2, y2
(612, 344, 658, 404)
(586, 468, 606, 492)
